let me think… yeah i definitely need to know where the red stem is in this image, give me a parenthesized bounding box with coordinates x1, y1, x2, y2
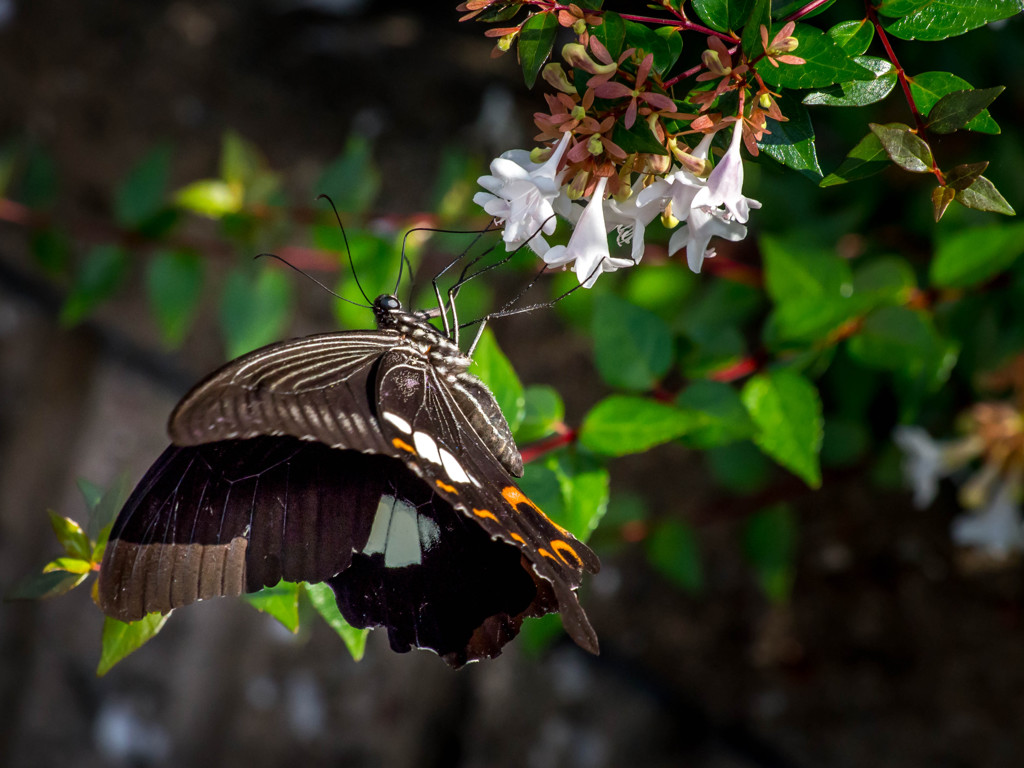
(865, 1, 945, 184)
(520, 428, 577, 464)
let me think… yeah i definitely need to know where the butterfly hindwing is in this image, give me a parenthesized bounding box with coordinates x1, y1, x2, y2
(98, 436, 387, 621)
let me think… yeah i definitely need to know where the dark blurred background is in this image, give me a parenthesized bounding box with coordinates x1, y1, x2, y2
(2, 1, 1024, 766)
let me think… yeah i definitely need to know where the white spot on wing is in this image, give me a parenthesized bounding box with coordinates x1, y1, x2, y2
(384, 499, 421, 568)
(418, 515, 440, 553)
(363, 495, 395, 555)
(439, 448, 471, 485)
(382, 411, 412, 434)
(413, 431, 442, 465)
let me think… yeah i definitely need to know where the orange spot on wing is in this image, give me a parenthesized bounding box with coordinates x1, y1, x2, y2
(501, 486, 570, 535)
(510, 532, 526, 544)
(473, 508, 498, 522)
(538, 548, 558, 562)
(550, 539, 584, 568)
(435, 479, 458, 494)
(392, 438, 416, 455)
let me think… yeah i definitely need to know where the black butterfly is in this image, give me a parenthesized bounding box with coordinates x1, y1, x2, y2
(98, 292, 600, 667)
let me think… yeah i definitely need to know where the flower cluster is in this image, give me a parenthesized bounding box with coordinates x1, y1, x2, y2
(467, 14, 803, 287)
(894, 402, 1024, 559)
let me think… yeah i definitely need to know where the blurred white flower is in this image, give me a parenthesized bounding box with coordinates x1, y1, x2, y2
(893, 425, 952, 508)
(952, 477, 1024, 558)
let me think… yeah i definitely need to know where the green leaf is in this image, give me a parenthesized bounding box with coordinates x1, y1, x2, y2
(243, 581, 301, 633)
(692, 0, 753, 32)
(219, 267, 293, 359)
(518, 613, 566, 657)
(77, 478, 105, 513)
(945, 161, 988, 191)
(930, 223, 1024, 288)
(956, 175, 1015, 215)
(847, 306, 956, 394)
(517, 385, 565, 444)
(653, 26, 684, 75)
(304, 582, 368, 661)
(611, 119, 669, 156)
(882, 0, 1023, 41)
(676, 380, 756, 448)
(827, 19, 874, 55)
(741, 369, 823, 488)
(757, 24, 875, 89)
(42, 557, 93, 575)
(469, 327, 526, 433)
(220, 130, 264, 187)
(760, 235, 858, 343)
(877, 0, 931, 14)
(706, 441, 774, 494)
(146, 249, 204, 347)
(802, 57, 896, 107)
(60, 245, 130, 325)
(758, 94, 823, 182)
(115, 144, 172, 228)
(741, 0, 772, 57)
(852, 256, 916, 307)
(869, 122, 933, 173)
(592, 294, 674, 390)
(647, 520, 703, 593)
(87, 473, 133, 545)
(19, 145, 58, 208)
(909, 72, 1000, 134)
(820, 130, 890, 187)
(580, 396, 704, 455)
(6, 569, 86, 600)
(743, 504, 797, 603)
(174, 179, 243, 218)
(98, 614, 169, 676)
(540, 450, 610, 540)
(317, 134, 381, 214)
(30, 228, 71, 275)
(592, 10, 626, 58)
(821, 416, 870, 467)
(518, 11, 558, 88)
(926, 86, 1004, 134)
(622, 20, 680, 76)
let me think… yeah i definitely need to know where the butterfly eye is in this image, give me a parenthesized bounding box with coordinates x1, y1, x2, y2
(379, 295, 401, 312)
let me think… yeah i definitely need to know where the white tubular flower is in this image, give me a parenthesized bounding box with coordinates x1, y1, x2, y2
(543, 176, 632, 288)
(604, 177, 666, 265)
(952, 478, 1024, 558)
(691, 120, 762, 224)
(893, 426, 947, 508)
(668, 206, 749, 273)
(473, 132, 573, 255)
(635, 132, 714, 216)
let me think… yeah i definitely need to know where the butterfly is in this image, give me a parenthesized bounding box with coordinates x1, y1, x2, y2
(97, 291, 600, 668)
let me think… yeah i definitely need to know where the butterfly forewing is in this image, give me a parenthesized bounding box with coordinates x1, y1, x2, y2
(168, 332, 398, 453)
(374, 347, 600, 654)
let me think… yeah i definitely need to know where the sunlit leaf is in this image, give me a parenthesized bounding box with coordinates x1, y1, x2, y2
(305, 582, 368, 661)
(741, 369, 823, 488)
(97, 614, 169, 676)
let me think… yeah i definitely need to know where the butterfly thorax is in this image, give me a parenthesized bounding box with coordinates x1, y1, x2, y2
(372, 294, 472, 376)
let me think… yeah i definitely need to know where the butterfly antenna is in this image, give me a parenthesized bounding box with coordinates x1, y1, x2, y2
(254, 253, 370, 308)
(462, 252, 620, 355)
(318, 193, 372, 305)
